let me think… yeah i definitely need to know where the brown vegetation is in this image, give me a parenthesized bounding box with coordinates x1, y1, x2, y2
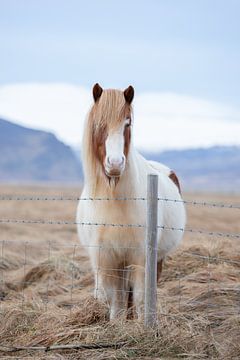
(0, 185, 239, 359)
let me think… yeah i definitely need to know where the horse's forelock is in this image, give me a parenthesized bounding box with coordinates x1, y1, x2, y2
(90, 89, 131, 130)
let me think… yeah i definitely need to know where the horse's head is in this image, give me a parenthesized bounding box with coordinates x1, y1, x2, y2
(88, 83, 134, 181)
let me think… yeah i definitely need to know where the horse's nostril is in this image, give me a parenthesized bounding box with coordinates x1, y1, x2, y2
(120, 156, 125, 166)
(107, 156, 125, 168)
(107, 156, 111, 166)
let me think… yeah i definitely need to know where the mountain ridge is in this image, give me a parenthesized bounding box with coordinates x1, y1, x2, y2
(0, 118, 82, 183)
(0, 117, 239, 191)
(142, 146, 240, 192)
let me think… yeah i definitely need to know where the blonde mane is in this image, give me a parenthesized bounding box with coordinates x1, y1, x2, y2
(82, 89, 132, 195)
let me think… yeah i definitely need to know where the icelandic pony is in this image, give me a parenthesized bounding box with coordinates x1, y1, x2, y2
(77, 84, 186, 319)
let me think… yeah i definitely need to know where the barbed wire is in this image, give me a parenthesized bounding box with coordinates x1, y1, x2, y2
(0, 218, 145, 228)
(0, 187, 239, 352)
(181, 252, 240, 266)
(0, 195, 239, 209)
(158, 226, 240, 239)
(0, 227, 239, 356)
(158, 197, 240, 209)
(0, 218, 239, 239)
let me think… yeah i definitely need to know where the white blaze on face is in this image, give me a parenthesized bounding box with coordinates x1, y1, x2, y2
(104, 119, 130, 177)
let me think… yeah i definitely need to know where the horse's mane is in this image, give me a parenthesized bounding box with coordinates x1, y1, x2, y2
(82, 89, 132, 194)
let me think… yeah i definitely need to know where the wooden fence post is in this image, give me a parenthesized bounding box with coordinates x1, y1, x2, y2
(144, 174, 158, 328)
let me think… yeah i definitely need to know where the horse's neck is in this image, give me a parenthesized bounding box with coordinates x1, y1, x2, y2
(112, 150, 142, 197)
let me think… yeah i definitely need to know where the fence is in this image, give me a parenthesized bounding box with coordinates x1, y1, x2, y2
(0, 175, 240, 352)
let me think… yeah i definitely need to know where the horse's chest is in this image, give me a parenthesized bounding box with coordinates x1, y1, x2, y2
(101, 201, 145, 225)
(85, 201, 145, 246)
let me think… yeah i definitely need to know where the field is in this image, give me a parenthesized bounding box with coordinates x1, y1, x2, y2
(0, 185, 239, 359)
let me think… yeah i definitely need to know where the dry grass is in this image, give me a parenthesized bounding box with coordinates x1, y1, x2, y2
(0, 185, 239, 359)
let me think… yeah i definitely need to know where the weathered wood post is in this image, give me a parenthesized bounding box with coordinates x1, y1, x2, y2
(144, 174, 158, 328)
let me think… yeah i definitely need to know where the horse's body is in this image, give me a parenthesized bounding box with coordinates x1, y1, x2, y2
(77, 84, 186, 319)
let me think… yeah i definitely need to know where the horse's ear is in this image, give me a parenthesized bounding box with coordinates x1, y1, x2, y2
(124, 85, 134, 104)
(93, 83, 103, 102)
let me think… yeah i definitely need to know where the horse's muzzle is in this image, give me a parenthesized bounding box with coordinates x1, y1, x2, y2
(104, 156, 125, 178)
(105, 168, 122, 178)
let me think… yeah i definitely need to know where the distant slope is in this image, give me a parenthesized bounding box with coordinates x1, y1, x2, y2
(73, 144, 240, 192)
(0, 118, 82, 183)
(1, 117, 239, 191)
(142, 146, 240, 192)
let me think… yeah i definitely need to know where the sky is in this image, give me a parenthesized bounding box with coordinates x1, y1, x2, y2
(0, 0, 240, 151)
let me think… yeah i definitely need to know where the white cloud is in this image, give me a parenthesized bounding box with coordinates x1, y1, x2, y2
(0, 83, 91, 145)
(0, 83, 239, 151)
(134, 93, 240, 151)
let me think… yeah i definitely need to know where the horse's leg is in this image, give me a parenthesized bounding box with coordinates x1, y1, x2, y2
(109, 268, 129, 320)
(109, 262, 134, 320)
(132, 260, 162, 319)
(126, 286, 134, 319)
(94, 247, 127, 319)
(132, 267, 145, 320)
(95, 268, 126, 320)
(89, 246, 111, 302)
(88, 247, 104, 301)
(157, 259, 163, 283)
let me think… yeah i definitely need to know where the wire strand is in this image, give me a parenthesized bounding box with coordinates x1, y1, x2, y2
(0, 218, 239, 239)
(0, 195, 239, 209)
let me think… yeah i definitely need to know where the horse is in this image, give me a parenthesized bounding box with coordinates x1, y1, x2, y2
(77, 84, 186, 320)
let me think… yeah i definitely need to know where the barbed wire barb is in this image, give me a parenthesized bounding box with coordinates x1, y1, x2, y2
(0, 194, 239, 209)
(0, 218, 239, 239)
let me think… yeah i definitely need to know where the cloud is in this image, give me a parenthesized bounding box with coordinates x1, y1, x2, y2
(134, 93, 240, 151)
(0, 83, 91, 145)
(0, 83, 239, 151)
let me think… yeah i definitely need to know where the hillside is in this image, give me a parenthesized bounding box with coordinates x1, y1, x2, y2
(0, 117, 239, 191)
(0, 118, 82, 183)
(142, 146, 240, 192)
